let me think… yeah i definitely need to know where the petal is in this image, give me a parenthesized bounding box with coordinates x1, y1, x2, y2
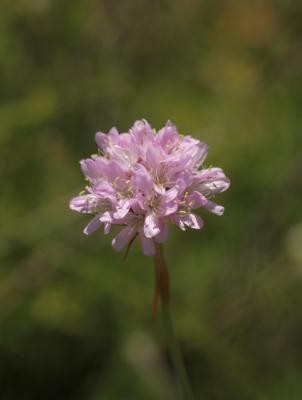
(103, 222, 111, 235)
(160, 202, 178, 216)
(197, 168, 230, 195)
(108, 127, 119, 139)
(194, 142, 209, 167)
(172, 214, 186, 231)
(80, 159, 102, 180)
(144, 211, 160, 238)
(105, 159, 127, 181)
(188, 191, 207, 209)
(183, 213, 204, 230)
(163, 185, 179, 202)
(188, 191, 224, 215)
(95, 132, 108, 149)
(95, 128, 119, 150)
(200, 179, 230, 195)
(154, 184, 166, 195)
(146, 145, 160, 170)
(140, 234, 155, 256)
(93, 182, 116, 201)
(157, 120, 178, 148)
(69, 195, 96, 214)
(114, 199, 130, 219)
(99, 211, 113, 223)
(196, 167, 224, 180)
(94, 157, 108, 175)
(83, 215, 102, 235)
(116, 132, 131, 147)
(112, 225, 137, 252)
(155, 223, 169, 243)
(131, 164, 153, 194)
(158, 186, 180, 216)
(130, 119, 153, 143)
(203, 199, 225, 216)
(130, 197, 145, 214)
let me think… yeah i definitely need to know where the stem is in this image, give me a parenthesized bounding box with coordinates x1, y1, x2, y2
(153, 242, 194, 400)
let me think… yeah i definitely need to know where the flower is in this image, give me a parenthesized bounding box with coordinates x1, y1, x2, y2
(69, 119, 230, 256)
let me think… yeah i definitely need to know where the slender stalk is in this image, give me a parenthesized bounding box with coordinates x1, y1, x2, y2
(153, 242, 194, 400)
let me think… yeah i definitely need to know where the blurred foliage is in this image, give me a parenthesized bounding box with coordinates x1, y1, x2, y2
(0, 0, 302, 399)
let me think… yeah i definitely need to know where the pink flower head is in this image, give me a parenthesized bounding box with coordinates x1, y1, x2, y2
(69, 120, 230, 256)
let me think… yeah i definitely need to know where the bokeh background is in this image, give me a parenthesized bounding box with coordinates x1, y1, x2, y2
(1, 0, 302, 399)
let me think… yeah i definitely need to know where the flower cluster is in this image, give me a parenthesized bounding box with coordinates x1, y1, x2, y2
(69, 120, 230, 255)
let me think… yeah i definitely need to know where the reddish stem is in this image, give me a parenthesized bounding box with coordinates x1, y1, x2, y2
(152, 242, 170, 318)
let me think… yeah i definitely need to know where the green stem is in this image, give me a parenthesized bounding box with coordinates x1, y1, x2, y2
(153, 242, 194, 400)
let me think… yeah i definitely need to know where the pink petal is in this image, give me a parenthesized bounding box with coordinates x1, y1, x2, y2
(188, 191, 207, 209)
(99, 211, 113, 223)
(155, 223, 169, 243)
(144, 211, 160, 238)
(80, 159, 101, 180)
(130, 120, 153, 143)
(103, 222, 111, 234)
(156, 120, 178, 148)
(202, 179, 230, 195)
(203, 199, 225, 216)
(114, 199, 130, 219)
(95, 132, 108, 149)
(94, 157, 107, 175)
(130, 198, 145, 214)
(197, 168, 230, 194)
(154, 184, 166, 195)
(146, 145, 160, 170)
(131, 164, 153, 193)
(69, 195, 95, 214)
(159, 186, 179, 216)
(108, 127, 119, 137)
(105, 159, 126, 181)
(93, 182, 116, 202)
(140, 234, 155, 256)
(96, 127, 119, 149)
(112, 225, 137, 252)
(83, 215, 102, 235)
(183, 213, 204, 230)
(161, 202, 178, 216)
(172, 214, 186, 231)
(164, 186, 179, 202)
(194, 142, 209, 167)
(188, 191, 224, 215)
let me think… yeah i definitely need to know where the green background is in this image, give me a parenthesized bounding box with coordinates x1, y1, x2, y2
(1, 1, 301, 399)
